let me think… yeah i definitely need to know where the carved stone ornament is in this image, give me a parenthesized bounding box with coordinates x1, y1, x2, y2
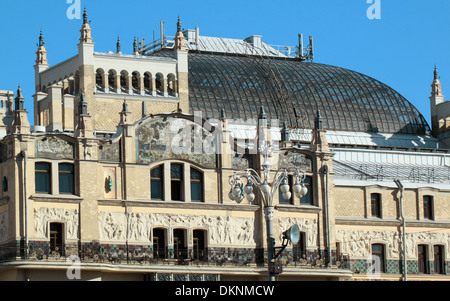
(35, 137, 74, 159)
(336, 229, 450, 259)
(33, 207, 79, 239)
(99, 211, 257, 246)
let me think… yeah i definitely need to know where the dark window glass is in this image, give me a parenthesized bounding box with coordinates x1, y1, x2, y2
(293, 232, 307, 261)
(371, 244, 385, 273)
(423, 195, 433, 220)
(171, 164, 183, 201)
(59, 163, 74, 194)
(193, 230, 207, 261)
(371, 193, 381, 218)
(151, 165, 164, 200)
(434, 245, 445, 275)
(300, 176, 313, 205)
(173, 229, 187, 259)
(190, 168, 203, 202)
(50, 222, 64, 256)
(418, 245, 429, 274)
(279, 175, 293, 204)
(35, 162, 51, 194)
(153, 228, 166, 259)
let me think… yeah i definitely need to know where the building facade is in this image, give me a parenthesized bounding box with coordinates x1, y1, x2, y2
(0, 11, 449, 281)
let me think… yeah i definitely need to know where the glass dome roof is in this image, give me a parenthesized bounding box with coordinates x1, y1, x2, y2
(187, 53, 430, 135)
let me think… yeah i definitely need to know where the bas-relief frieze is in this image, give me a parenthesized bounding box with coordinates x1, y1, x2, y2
(35, 137, 74, 159)
(0, 212, 7, 242)
(33, 207, 79, 240)
(99, 211, 257, 246)
(278, 217, 318, 247)
(136, 117, 216, 168)
(336, 229, 450, 259)
(278, 151, 312, 172)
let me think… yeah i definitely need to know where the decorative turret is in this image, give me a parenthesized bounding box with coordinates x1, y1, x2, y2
(310, 110, 329, 152)
(430, 65, 446, 136)
(10, 85, 30, 135)
(116, 36, 122, 54)
(79, 7, 93, 44)
(174, 16, 186, 50)
(35, 30, 48, 65)
(75, 92, 93, 138)
(132, 36, 139, 55)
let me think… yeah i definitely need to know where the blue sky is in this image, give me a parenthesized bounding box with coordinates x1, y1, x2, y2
(0, 0, 448, 126)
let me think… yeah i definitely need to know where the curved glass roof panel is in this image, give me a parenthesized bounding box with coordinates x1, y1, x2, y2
(187, 53, 430, 135)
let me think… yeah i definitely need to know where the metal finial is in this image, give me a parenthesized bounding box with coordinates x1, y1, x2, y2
(177, 15, 182, 32)
(259, 105, 267, 120)
(38, 29, 44, 46)
(434, 65, 439, 80)
(220, 106, 226, 119)
(15, 84, 25, 111)
(116, 35, 121, 53)
(314, 110, 323, 130)
(122, 99, 128, 112)
(78, 92, 88, 115)
(83, 6, 88, 24)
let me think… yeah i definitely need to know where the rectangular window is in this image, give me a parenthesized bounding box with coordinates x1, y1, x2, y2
(153, 228, 166, 259)
(300, 176, 313, 205)
(279, 175, 293, 204)
(190, 168, 203, 202)
(371, 193, 381, 218)
(173, 228, 187, 259)
(49, 222, 64, 256)
(193, 229, 207, 261)
(293, 232, 306, 261)
(434, 245, 444, 274)
(418, 244, 429, 274)
(371, 244, 385, 273)
(151, 165, 164, 200)
(171, 164, 183, 201)
(59, 163, 74, 194)
(35, 162, 51, 194)
(423, 195, 433, 220)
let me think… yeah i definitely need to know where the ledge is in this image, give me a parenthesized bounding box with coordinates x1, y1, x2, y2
(276, 204, 322, 214)
(97, 199, 261, 212)
(335, 216, 450, 228)
(31, 194, 83, 203)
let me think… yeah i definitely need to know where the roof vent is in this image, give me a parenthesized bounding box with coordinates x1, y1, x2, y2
(244, 35, 262, 48)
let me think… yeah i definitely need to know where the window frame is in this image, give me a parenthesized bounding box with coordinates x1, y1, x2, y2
(423, 195, 434, 220)
(170, 163, 184, 201)
(190, 167, 204, 202)
(150, 165, 164, 200)
(35, 162, 51, 194)
(371, 243, 386, 273)
(58, 163, 75, 195)
(370, 193, 382, 218)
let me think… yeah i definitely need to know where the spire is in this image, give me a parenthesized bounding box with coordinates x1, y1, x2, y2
(434, 65, 439, 80)
(35, 30, 48, 65)
(15, 85, 25, 111)
(177, 15, 182, 32)
(78, 92, 88, 115)
(79, 7, 93, 44)
(314, 110, 323, 130)
(132, 36, 139, 55)
(258, 105, 267, 120)
(431, 65, 443, 97)
(174, 16, 186, 50)
(116, 35, 122, 54)
(83, 6, 88, 24)
(38, 29, 44, 47)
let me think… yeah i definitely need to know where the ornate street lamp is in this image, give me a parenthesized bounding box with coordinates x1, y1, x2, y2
(228, 119, 308, 281)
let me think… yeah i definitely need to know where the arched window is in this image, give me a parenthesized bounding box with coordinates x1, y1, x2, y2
(167, 74, 176, 96)
(151, 165, 164, 200)
(35, 162, 51, 194)
(171, 164, 184, 201)
(96, 69, 103, 90)
(120, 71, 128, 93)
(144, 72, 151, 94)
(132, 72, 139, 93)
(59, 163, 74, 194)
(190, 168, 203, 202)
(108, 70, 116, 91)
(155, 73, 163, 95)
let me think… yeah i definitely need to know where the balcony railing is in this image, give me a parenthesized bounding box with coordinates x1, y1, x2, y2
(0, 242, 349, 270)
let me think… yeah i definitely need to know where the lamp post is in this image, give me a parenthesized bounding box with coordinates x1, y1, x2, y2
(228, 125, 308, 281)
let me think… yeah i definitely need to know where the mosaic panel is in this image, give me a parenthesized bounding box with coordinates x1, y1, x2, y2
(278, 150, 312, 172)
(35, 137, 74, 159)
(136, 117, 216, 168)
(99, 142, 120, 162)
